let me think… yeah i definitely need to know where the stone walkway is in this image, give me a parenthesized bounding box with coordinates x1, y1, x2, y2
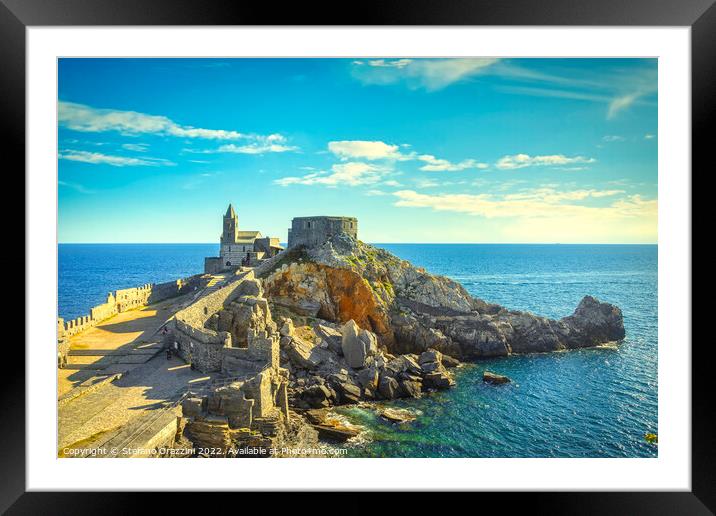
(57, 272, 233, 455)
(58, 353, 217, 453)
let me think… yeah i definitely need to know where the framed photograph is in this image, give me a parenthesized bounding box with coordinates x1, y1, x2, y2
(4, 0, 708, 511)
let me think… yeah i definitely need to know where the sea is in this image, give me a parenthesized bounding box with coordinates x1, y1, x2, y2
(58, 243, 658, 458)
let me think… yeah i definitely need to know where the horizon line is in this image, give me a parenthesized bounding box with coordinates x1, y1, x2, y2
(57, 241, 658, 246)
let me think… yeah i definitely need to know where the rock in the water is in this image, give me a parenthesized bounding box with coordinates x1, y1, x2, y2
(378, 407, 416, 424)
(341, 319, 378, 369)
(483, 371, 511, 385)
(441, 354, 461, 368)
(561, 295, 626, 347)
(313, 424, 359, 442)
(423, 370, 455, 389)
(303, 408, 329, 425)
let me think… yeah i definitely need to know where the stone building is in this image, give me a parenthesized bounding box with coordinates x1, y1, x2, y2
(287, 216, 358, 249)
(205, 204, 283, 273)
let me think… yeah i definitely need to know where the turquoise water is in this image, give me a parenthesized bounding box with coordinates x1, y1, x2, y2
(57, 243, 657, 457)
(341, 244, 658, 458)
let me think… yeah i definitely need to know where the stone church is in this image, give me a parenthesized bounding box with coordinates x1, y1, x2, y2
(204, 204, 283, 273)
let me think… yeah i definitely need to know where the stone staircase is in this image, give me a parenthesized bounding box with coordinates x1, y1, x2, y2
(63, 342, 163, 370)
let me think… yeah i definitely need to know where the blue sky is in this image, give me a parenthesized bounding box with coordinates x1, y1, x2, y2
(58, 58, 657, 244)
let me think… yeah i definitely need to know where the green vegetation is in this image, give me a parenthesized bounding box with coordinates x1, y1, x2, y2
(257, 246, 309, 278)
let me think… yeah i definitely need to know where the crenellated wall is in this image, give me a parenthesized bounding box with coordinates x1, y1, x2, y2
(59, 274, 208, 338)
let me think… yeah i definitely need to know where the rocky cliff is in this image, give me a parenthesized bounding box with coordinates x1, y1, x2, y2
(258, 234, 625, 360)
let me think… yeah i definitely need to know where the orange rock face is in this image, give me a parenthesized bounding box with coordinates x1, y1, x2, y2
(263, 262, 395, 346)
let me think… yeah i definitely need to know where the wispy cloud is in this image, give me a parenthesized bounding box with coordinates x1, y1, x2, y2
(392, 188, 652, 219)
(183, 134, 298, 155)
(418, 154, 488, 172)
(351, 58, 500, 91)
(58, 101, 296, 152)
(495, 153, 596, 170)
(58, 180, 94, 194)
(274, 162, 389, 187)
(392, 188, 656, 242)
(644, 133, 656, 140)
(59, 101, 246, 140)
(491, 61, 657, 120)
(59, 149, 175, 167)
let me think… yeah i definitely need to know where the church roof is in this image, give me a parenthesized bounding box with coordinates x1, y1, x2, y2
(225, 204, 236, 218)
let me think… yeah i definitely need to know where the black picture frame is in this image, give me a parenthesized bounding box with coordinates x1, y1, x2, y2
(2, 0, 708, 513)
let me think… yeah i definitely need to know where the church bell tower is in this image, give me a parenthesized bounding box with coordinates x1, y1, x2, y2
(221, 204, 239, 244)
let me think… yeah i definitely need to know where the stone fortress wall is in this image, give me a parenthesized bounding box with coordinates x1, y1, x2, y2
(287, 216, 358, 249)
(168, 270, 291, 448)
(58, 274, 208, 339)
(169, 270, 280, 375)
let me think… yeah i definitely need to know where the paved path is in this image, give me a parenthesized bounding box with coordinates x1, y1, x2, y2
(58, 272, 231, 397)
(58, 353, 216, 453)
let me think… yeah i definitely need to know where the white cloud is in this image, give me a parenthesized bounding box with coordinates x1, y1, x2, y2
(392, 188, 655, 222)
(495, 153, 596, 170)
(216, 142, 298, 155)
(418, 154, 488, 172)
(274, 162, 389, 187)
(58, 149, 174, 167)
(352, 58, 500, 91)
(58, 102, 296, 151)
(328, 140, 411, 161)
(644, 133, 656, 140)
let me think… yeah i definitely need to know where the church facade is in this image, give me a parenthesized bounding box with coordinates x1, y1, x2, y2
(204, 204, 283, 273)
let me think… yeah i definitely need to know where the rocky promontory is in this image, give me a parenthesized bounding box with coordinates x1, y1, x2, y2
(257, 235, 625, 356)
(250, 234, 625, 412)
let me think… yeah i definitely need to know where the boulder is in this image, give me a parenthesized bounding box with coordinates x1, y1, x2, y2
(386, 354, 422, 376)
(301, 384, 335, 408)
(483, 371, 511, 385)
(423, 371, 455, 389)
(332, 380, 362, 404)
(356, 366, 379, 391)
(313, 424, 359, 442)
(315, 324, 344, 355)
(398, 378, 422, 398)
(378, 374, 399, 399)
(378, 407, 416, 424)
(418, 349, 443, 365)
(285, 336, 322, 370)
(341, 319, 378, 369)
(441, 354, 461, 368)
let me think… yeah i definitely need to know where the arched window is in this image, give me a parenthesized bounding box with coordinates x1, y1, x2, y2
(226, 261, 231, 266)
